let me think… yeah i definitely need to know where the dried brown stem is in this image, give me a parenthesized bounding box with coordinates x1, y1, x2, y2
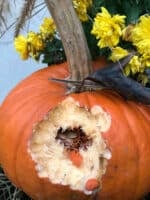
(44, 0, 92, 86)
(14, 0, 36, 37)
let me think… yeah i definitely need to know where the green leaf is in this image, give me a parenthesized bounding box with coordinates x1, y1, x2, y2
(82, 21, 100, 59)
(40, 38, 66, 65)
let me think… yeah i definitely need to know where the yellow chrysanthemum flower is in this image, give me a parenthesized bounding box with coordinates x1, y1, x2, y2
(40, 17, 56, 39)
(73, 0, 92, 21)
(109, 47, 129, 62)
(14, 35, 29, 60)
(131, 15, 150, 57)
(141, 54, 150, 68)
(125, 55, 142, 75)
(91, 7, 126, 48)
(26, 32, 44, 60)
(27, 32, 44, 51)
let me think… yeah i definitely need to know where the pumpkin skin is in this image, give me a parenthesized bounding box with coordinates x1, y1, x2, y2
(0, 60, 150, 200)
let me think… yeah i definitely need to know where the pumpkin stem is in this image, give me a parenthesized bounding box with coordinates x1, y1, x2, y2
(45, 0, 92, 90)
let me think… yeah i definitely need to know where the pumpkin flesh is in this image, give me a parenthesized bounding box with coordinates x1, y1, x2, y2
(28, 97, 111, 195)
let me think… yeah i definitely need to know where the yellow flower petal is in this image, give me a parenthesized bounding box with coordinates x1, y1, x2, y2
(40, 18, 56, 38)
(73, 0, 92, 21)
(27, 32, 44, 51)
(109, 47, 129, 62)
(127, 56, 141, 74)
(14, 35, 29, 60)
(131, 15, 150, 56)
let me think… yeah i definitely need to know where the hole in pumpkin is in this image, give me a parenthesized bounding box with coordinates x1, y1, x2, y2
(28, 97, 111, 195)
(55, 126, 92, 152)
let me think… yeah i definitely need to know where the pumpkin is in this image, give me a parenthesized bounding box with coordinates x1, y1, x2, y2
(0, 60, 150, 200)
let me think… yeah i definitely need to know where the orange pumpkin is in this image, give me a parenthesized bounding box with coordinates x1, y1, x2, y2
(0, 60, 150, 200)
